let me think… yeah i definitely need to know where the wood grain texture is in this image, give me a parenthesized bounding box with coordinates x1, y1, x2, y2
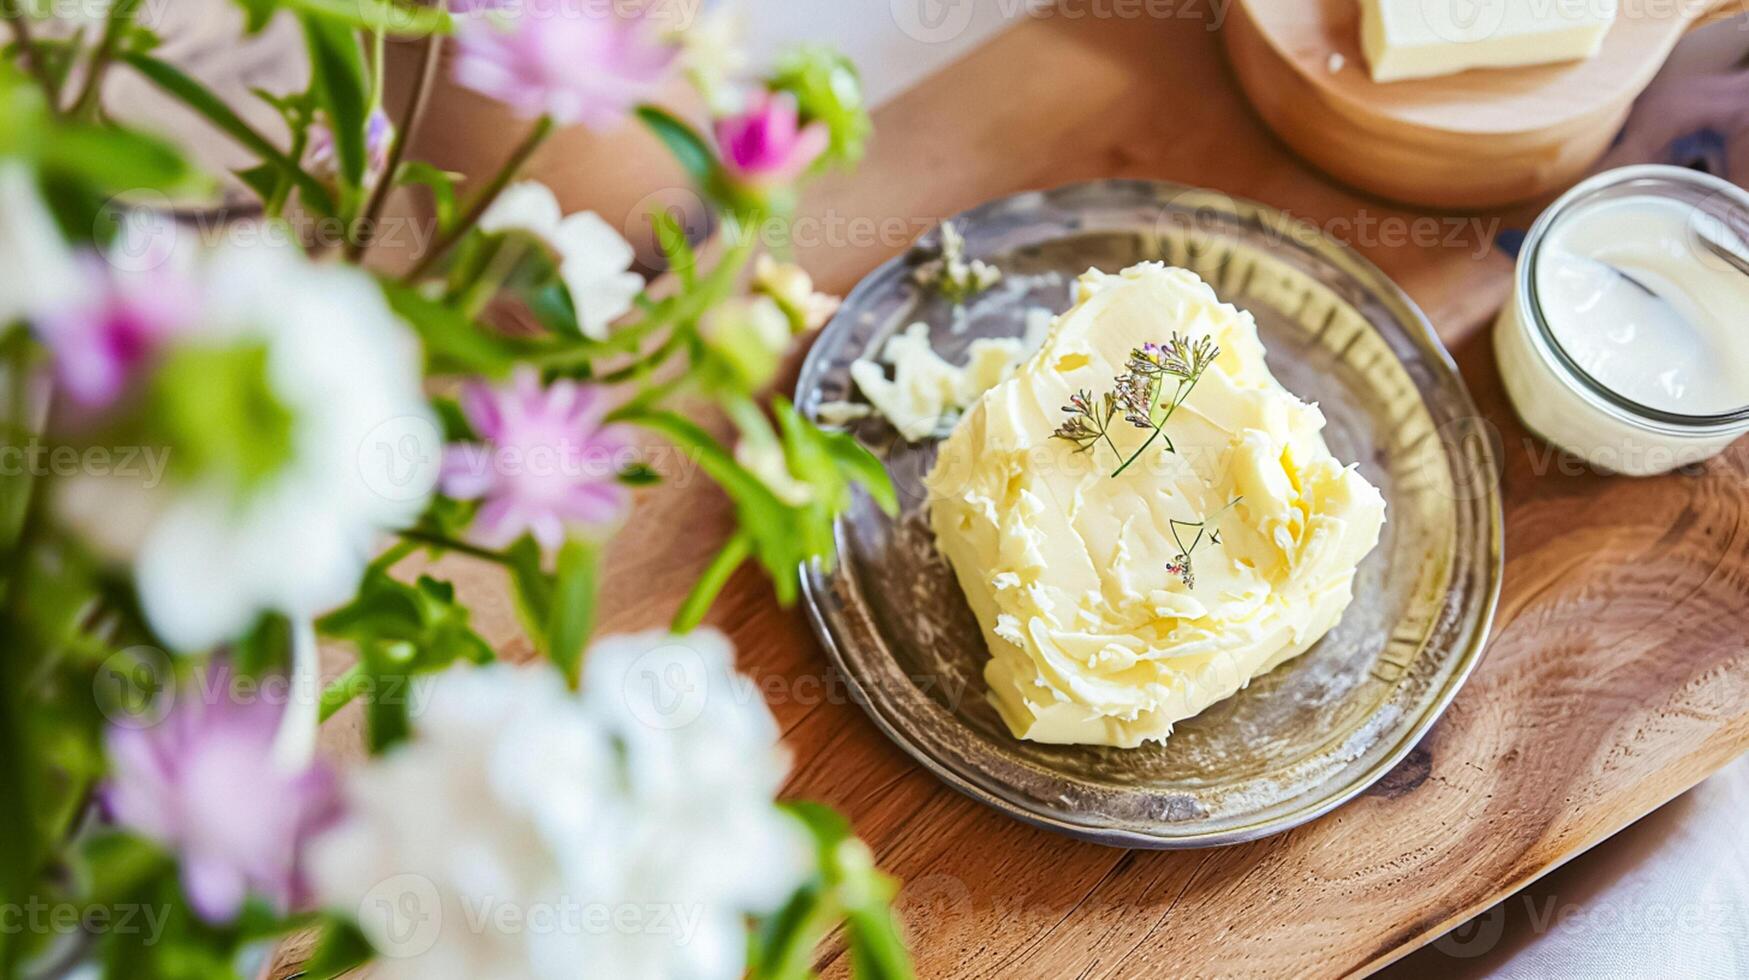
(1225, 0, 1738, 208)
(287, 9, 1748, 979)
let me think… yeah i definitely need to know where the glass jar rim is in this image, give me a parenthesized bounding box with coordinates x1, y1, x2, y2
(1519, 164, 1749, 432)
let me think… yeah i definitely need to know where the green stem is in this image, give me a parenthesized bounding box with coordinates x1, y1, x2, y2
(671, 530, 751, 633)
(347, 29, 442, 263)
(317, 663, 364, 722)
(1, 1, 61, 109)
(404, 114, 553, 282)
(367, 539, 417, 575)
(265, 124, 311, 219)
(1110, 375, 1198, 478)
(69, 0, 140, 119)
(396, 527, 514, 566)
(457, 238, 523, 319)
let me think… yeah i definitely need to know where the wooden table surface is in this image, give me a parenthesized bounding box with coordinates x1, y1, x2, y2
(337, 10, 1749, 979)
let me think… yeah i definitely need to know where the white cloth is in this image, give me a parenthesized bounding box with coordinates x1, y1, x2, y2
(1390, 755, 1749, 979)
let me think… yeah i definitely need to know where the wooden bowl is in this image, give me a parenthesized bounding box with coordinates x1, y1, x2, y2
(1222, 0, 1739, 209)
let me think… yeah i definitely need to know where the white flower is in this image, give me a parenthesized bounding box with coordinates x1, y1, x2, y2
(310, 631, 806, 980)
(61, 237, 439, 650)
(752, 255, 839, 332)
(479, 181, 642, 341)
(679, 6, 749, 115)
(0, 161, 79, 328)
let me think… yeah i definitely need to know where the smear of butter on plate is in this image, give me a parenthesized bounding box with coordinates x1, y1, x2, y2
(924, 263, 1387, 748)
(838, 323, 1031, 441)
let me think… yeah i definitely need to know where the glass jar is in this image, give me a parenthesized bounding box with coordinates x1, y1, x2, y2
(1494, 165, 1749, 476)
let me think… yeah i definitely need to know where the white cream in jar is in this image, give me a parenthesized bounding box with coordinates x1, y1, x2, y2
(1495, 166, 1749, 476)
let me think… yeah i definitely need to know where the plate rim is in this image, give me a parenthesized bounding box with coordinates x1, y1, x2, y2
(795, 177, 1506, 849)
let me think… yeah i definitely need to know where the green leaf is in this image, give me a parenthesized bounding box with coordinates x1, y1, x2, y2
(818, 426, 897, 516)
(616, 462, 661, 486)
(770, 46, 872, 169)
(119, 51, 337, 216)
(232, 613, 293, 677)
(649, 205, 697, 284)
(397, 160, 461, 231)
(360, 641, 411, 753)
(232, 0, 277, 33)
(302, 916, 376, 979)
(318, 566, 494, 726)
(545, 539, 598, 686)
(504, 536, 598, 684)
(624, 408, 803, 605)
(300, 14, 370, 194)
(636, 105, 719, 189)
(760, 802, 916, 980)
(276, 0, 452, 35)
(506, 535, 553, 647)
(73, 832, 173, 907)
(380, 280, 530, 377)
(234, 161, 280, 201)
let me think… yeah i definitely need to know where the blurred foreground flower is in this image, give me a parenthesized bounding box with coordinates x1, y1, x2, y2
(0, 161, 79, 327)
(716, 90, 829, 188)
(753, 254, 840, 332)
(311, 630, 804, 980)
(699, 295, 792, 392)
(59, 240, 439, 650)
(440, 366, 632, 549)
(308, 106, 396, 185)
(452, 0, 677, 129)
(103, 666, 340, 923)
(479, 181, 643, 340)
(34, 221, 199, 411)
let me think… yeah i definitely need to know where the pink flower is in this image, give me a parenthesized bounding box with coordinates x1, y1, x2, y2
(307, 106, 396, 182)
(102, 666, 341, 923)
(715, 90, 829, 187)
(34, 237, 196, 411)
(440, 367, 633, 549)
(452, 0, 677, 130)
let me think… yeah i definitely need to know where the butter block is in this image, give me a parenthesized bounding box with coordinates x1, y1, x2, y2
(924, 264, 1386, 748)
(1359, 0, 1616, 82)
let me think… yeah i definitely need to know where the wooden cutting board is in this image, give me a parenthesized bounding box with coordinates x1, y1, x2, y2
(279, 7, 1749, 979)
(1225, 0, 1740, 207)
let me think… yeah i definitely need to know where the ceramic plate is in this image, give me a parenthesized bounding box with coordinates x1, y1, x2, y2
(795, 180, 1503, 848)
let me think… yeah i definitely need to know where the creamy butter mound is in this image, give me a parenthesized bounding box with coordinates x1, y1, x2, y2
(924, 263, 1386, 748)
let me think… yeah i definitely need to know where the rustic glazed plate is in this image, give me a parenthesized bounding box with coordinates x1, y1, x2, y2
(795, 180, 1503, 848)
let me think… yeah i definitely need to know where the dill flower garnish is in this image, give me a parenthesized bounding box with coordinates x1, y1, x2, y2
(1164, 497, 1240, 589)
(1049, 330, 1220, 478)
(1053, 388, 1119, 455)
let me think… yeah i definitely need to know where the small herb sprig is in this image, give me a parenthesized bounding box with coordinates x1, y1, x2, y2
(914, 221, 1001, 304)
(1052, 332, 1220, 478)
(1165, 497, 1241, 588)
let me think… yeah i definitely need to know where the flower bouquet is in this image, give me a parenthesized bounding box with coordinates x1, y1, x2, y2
(0, 0, 909, 976)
